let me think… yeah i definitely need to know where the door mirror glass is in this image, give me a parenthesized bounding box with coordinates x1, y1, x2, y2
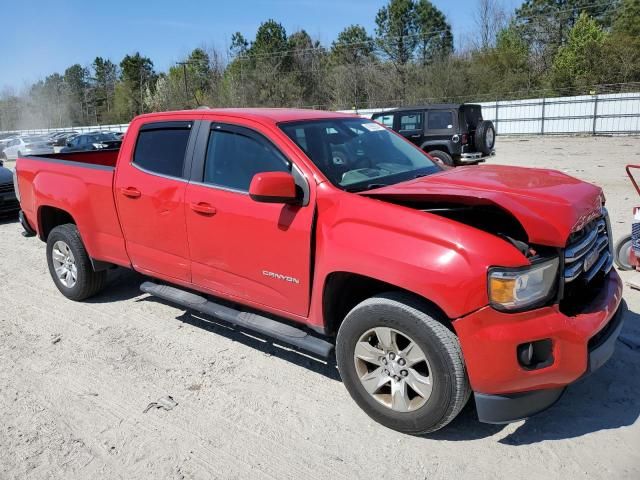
(249, 172, 298, 204)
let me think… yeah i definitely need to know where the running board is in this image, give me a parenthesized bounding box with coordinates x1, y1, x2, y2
(140, 282, 334, 358)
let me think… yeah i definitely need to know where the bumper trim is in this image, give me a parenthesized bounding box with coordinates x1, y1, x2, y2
(584, 299, 626, 375)
(19, 210, 36, 237)
(474, 387, 565, 424)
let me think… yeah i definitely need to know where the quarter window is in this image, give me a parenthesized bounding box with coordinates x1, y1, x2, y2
(427, 111, 454, 130)
(203, 129, 290, 192)
(133, 123, 191, 178)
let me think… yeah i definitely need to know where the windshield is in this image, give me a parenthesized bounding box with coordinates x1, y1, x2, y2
(280, 118, 441, 192)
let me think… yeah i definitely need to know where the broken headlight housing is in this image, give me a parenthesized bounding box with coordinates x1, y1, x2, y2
(488, 257, 559, 311)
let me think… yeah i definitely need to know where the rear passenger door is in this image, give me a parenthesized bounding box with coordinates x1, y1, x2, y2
(184, 122, 315, 316)
(396, 111, 424, 145)
(114, 120, 197, 282)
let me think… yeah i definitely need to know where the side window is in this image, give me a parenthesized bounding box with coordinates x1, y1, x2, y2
(133, 124, 191, 178)
(427, 111, 454, 130)
(399, 113, 423, 131)
(203, 129, 290, 192)
(375, 114, 394, 127)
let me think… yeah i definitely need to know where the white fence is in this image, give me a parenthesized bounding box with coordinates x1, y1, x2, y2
(3, 91, 640, 137)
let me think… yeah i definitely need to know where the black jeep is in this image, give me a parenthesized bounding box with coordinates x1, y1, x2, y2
(371, 104, 496, 166)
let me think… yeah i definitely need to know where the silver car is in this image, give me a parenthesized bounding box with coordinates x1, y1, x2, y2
(2, 136, 54, 160)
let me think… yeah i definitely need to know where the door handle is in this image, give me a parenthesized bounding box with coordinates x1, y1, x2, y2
(121, 187, 141, 199)
(190, 202, 217, 216)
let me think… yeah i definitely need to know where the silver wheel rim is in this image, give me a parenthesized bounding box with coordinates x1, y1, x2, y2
(52, 240, 78, 288)
(486, 128, 494, 148)
(353, 327, 432, 412)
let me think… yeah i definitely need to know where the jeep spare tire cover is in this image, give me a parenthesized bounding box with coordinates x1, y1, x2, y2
(474, 120, 495, 155)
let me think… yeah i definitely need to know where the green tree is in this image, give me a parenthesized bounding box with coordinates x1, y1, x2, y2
(470, 25, 537, 98)
(613, 0, 640, 37)
(92, 57, 118, 122)
(119, 52, 155, 116)
(288, 30, 327, 107)
(415, 0, 453, 65)
(330, 25, 374, 65)
(63, 64, 90, 124)
(375, 0, 417, 67)
(550, 12, 608, 93)
(229, 32, 249, 58)
(515, 0, 616, 73)
(245, 20, 293, 105)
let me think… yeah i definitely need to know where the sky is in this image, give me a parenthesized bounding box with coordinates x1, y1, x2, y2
(2, 0, 516, 92)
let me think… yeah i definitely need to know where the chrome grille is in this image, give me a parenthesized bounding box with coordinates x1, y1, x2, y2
(564, 209, 613, 283)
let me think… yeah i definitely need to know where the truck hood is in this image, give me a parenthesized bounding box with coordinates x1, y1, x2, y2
(362, 165, 603, 247)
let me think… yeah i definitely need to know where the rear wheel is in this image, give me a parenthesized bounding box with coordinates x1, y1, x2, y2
(46, 224, 107, 301)
(474, 121, 496, 155)
(336, 292, 471, 434)
(614, 234, 634, 271)
(427, 150, 454, 167)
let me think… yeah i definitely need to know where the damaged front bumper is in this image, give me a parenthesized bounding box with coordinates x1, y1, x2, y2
(454, 269, 624, 424)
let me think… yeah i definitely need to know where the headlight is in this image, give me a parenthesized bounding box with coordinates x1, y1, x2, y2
(488, 257, 559, 311)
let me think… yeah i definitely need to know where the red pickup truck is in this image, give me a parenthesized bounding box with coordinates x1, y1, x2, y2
(14, 109, 624, 434)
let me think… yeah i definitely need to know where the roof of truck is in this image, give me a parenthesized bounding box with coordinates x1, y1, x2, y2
(136, 108, 359, 124)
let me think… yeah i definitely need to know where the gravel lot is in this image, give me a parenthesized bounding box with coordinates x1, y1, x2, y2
(1, 136, 639, 479)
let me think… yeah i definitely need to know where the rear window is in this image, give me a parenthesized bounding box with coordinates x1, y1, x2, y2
(133, 123, 192, 178)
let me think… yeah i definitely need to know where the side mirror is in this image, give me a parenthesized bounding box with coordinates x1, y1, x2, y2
(249, 172, 298, 204)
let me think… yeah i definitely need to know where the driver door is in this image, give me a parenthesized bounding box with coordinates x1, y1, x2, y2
(185, 122, 315, 316)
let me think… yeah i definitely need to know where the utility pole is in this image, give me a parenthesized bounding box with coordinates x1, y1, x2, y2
(176, 60, 206, 107)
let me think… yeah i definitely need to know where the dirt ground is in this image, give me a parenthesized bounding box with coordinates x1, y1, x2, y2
(1, 136, 639, 480)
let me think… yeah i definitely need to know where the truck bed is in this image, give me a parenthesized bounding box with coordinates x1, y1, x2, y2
(34, 149, 120, 168)
(16, 149, 130, 267)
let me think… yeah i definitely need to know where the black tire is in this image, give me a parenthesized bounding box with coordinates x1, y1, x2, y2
(428, 150, 454, 167)
(614, 234, 634, 271)
(474, 120, 496, 155)
(46, 224, 107, 301)
(336, 292, 471, 434)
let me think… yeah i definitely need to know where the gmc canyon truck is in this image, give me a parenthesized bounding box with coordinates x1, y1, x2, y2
(14, 109, 624, 434)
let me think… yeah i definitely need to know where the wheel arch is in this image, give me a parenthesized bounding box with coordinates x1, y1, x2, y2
(322, 271, 452, 337)
(38, 205, 76, 241)
(419, 141, 453, 154)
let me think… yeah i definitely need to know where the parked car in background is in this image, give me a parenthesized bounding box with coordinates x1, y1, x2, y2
(0, 165, 19, 217)
(51, 131, 79, 147)
(371, 104, 496, 166)
(2, 136, 54, 161)
(60, 132, 122, 152)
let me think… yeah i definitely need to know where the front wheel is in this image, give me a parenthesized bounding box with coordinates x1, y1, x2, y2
(336, 292, 471, 434)
(46, 224, 107, 301)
